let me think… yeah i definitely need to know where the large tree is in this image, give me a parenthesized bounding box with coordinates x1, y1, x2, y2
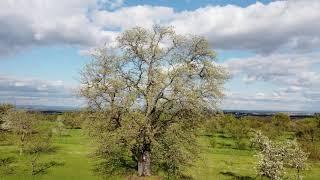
(80, 26, 228, 176)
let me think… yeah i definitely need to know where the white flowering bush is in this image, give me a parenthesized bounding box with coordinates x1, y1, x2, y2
(252, 131, 308, 180)
(285, 141, 309, 180)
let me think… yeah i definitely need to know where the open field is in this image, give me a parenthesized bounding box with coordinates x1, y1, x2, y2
(1, 128, 320, 180)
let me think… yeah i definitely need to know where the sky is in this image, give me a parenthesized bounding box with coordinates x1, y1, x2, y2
(0, 0, 320, 111)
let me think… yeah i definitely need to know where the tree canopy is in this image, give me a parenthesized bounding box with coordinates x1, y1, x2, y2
(80, 25, 228, 177)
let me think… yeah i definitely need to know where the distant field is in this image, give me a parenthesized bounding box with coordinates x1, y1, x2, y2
(1, 129, 320, 179)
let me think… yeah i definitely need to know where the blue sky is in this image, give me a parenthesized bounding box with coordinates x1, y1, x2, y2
(0, 0, 320, 111)
(123, 0, 273, 10)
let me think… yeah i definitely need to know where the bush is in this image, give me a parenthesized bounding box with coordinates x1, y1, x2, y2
(0, 156, 16, 175)
(58, 112, 85, 129)
(299, 141, 320, 160)
(252, 131, 308, 180)
(205, 113, 225, 134)
(271, 113, 291, 136)
(294, 119, 319, 142)
(223, 115, 251, 149)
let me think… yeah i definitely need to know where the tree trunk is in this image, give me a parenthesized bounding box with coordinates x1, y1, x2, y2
(138, 151, 151, 176)
(19, 133, 25, 155)
(297, 169, 301, 180)
(31, 159, 36, 175)
(31, 153, 39, 175)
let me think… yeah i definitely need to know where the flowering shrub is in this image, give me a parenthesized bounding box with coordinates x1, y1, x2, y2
(252, 131, 308, 180)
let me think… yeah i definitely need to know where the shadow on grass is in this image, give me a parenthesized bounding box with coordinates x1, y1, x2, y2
(126, 175, 165, 180)
(217, 134, 230, 138)
(32, 161, 65, 175)
(220, 171, 255, 180)
(125, 174, 193, 180)
(203, 134, 214, 138)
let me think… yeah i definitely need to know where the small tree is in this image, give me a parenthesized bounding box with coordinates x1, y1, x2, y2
(3, 111, 37, 155)
(253, 131, 285, 180)
(54, 116, 69, 136)
(225, 115, 250, 149)
(80, 25, 228, 176)
(295, 119, 319, 142)
(25, 130, 55, 175)
(253, 131, 309, 180)
(285, 141, 309, 180)
(58, 112, 84, 129)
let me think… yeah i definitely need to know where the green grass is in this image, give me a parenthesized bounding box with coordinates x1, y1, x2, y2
(186, 135, 320, 180)
(1, 130, 320, 179)
(0, 129, 104, 180)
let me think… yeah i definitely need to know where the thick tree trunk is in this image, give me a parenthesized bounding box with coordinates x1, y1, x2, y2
(138, 151, 151, 176)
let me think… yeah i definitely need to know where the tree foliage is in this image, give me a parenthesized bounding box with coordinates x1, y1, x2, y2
(80, 25, 228, 176)
(3, 111, 38, 155)
(0, 104, 14, 130)
(26, 128, 55, 175)
(271, 113, 291, 137)
(253, 131, 308, 180)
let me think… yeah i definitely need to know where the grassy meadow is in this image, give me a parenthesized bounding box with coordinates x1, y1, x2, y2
(1, 124, 320, 180)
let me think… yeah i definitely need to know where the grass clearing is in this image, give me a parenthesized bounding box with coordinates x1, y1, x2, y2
(1, 129, 320, 179)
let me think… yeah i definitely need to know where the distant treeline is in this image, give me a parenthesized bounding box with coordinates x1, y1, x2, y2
(223, 110, 318, 119)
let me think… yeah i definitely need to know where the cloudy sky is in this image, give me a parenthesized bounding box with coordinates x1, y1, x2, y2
(0, 0, 320, 111)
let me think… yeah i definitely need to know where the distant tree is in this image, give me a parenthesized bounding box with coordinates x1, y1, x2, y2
(315, 113, 320, 128)
(271, 113, 291, 138)
(205, 112, 225, 135)
(294, 119, 320, 160)
(59, 112, 84, 129)
(80, 25, 228, 176)
(224, 115, 250, 149)
(295, 119, 319, 142)
(54, 116, 69, 136)
(273, 113, 290, 127)
(0, 104, 14, 114)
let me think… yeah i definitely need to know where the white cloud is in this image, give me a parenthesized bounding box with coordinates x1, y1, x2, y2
(171, 0, 320, 54)
(222, 90, 309, 111)
(0, 75, 84, 107)
(92, 5, 174, 29)
(1, 0, 320, 55)
(221, 53, 320, 111)
(92, 0, 320, 54)
(224, 53, 320, 88)
(1, 0, 320, 111)
(0, 0, 117, 55)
